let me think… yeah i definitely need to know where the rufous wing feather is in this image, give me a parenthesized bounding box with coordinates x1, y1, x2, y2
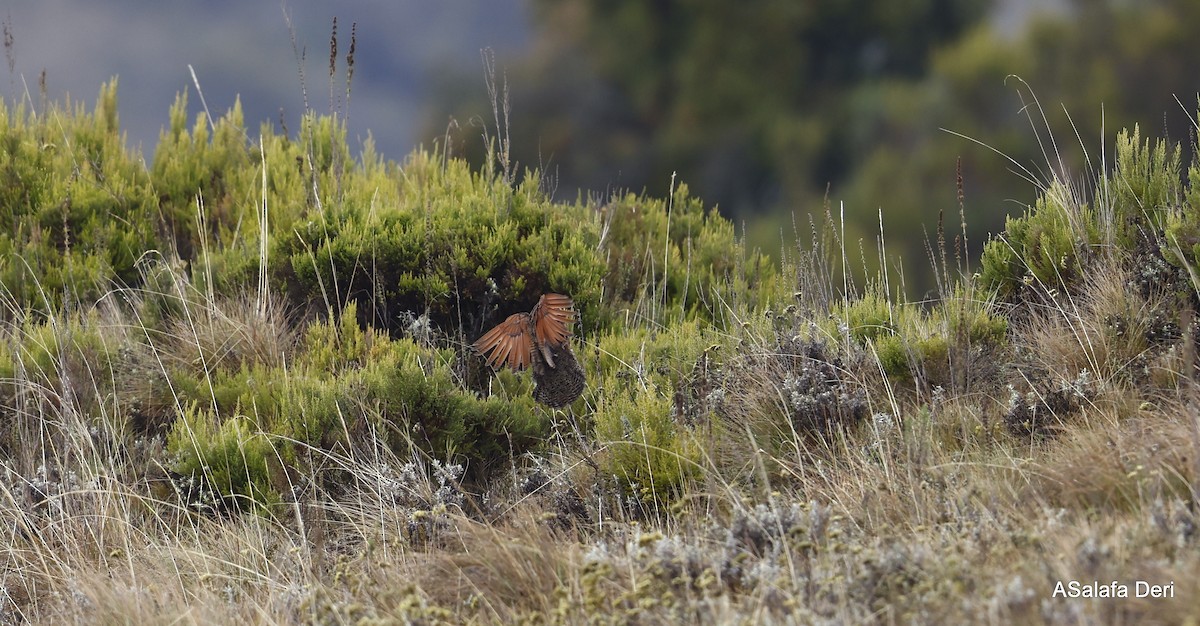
(473, 313, 535, 370)
(531, 293, 576, 348)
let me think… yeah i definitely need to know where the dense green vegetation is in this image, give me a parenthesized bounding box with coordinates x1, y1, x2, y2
(2, 81, 1200, 623)
(0, 80, 782, 509)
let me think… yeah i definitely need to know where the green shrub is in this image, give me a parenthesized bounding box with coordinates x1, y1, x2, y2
(151, 91, 255, 261)
(594, 386, 697, 503)
(0, 79, 797, 515)
(598, 185, 779, 324)
(837, 291, 896, 343)
(302, 301, 381, 372)
(978, 123, 1200, 303)
(369, 361, 546, 477)
(824, 282, 1006, 390)
(268, 151, 606, 337)
(944, 296, 1008, 346)
(163, 299, 553, 507)
(0, 311, 123, 415)
(0, 80, 160, 312)
(167, 403, 284, 513)
(585, 319, 723, 504)
(873, 333, 910, 379)
(979, 181, 1094, 299)
(1111, 125, 1182, 250)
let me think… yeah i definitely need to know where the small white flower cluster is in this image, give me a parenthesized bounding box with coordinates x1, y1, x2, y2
(779, 358, 867, 433)
(16, 464, 90, 517)
(703, 386, 726, 413)
(865, 412, 896, 457)
(366, 458, 464, 513)
(430, 459, 465, 510)
(398, 310, 435, 346)
(385, 458, 466, 546)
(1004, 369, 1096, 434)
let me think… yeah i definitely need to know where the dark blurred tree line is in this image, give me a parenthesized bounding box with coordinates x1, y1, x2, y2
(426, 0, 1200, 296)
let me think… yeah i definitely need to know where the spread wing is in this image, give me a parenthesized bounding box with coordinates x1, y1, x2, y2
(531, 293, 576, 348)
(473, 313, 534, 370)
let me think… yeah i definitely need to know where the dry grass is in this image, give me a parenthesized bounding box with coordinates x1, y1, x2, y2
(0, 246, 1196, 625)
(158, 293, 297, 374)
(2, 385, 1199, 624)
(1, 184, 1198, 625)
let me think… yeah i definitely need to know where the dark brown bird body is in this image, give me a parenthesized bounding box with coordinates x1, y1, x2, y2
(473, 293, 585, 407)
(530, 340, 586, 408)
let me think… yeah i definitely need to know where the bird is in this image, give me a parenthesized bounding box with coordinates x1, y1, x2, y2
(473, 293, 585, 407)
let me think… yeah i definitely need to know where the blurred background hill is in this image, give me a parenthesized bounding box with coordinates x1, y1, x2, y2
(4, 0, 1199, 295)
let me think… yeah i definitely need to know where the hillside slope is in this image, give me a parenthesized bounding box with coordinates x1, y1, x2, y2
(0, 83, 1196, 624)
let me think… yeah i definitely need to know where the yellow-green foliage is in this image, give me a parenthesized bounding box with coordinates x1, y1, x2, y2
(831, 291, 910, 378)
(595, 387, 696, 502)
(168, 403, 282, 512)
(0, 80, 158, 310)
(301, 301, 395, 373)
(1111, 125, 1181, 248)
(1103, 127, 1200, 281)
(589, 320, 716, 500)
(151, 91, 256, 261)
(827, 285, 1006, 386)
(979, 122, 1200, 302)
(594, 319, 716, 383)
(943, 294, 1008, 346)
(0, 81, 784, 511)
(168, 361, 342, 448)
(1159, 135, 1200, 272)
(368, 361, 544, 474)
(980, 181, 1093, 298)
(0, 312, 118, 408)
(269, 151, 607, 334)
(0, 310, 134, 461)
(0, 79, 780, 346)
(599, 185, 779, 324)
(836, 291, 896, 343)
(164, 302, 549, 507)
